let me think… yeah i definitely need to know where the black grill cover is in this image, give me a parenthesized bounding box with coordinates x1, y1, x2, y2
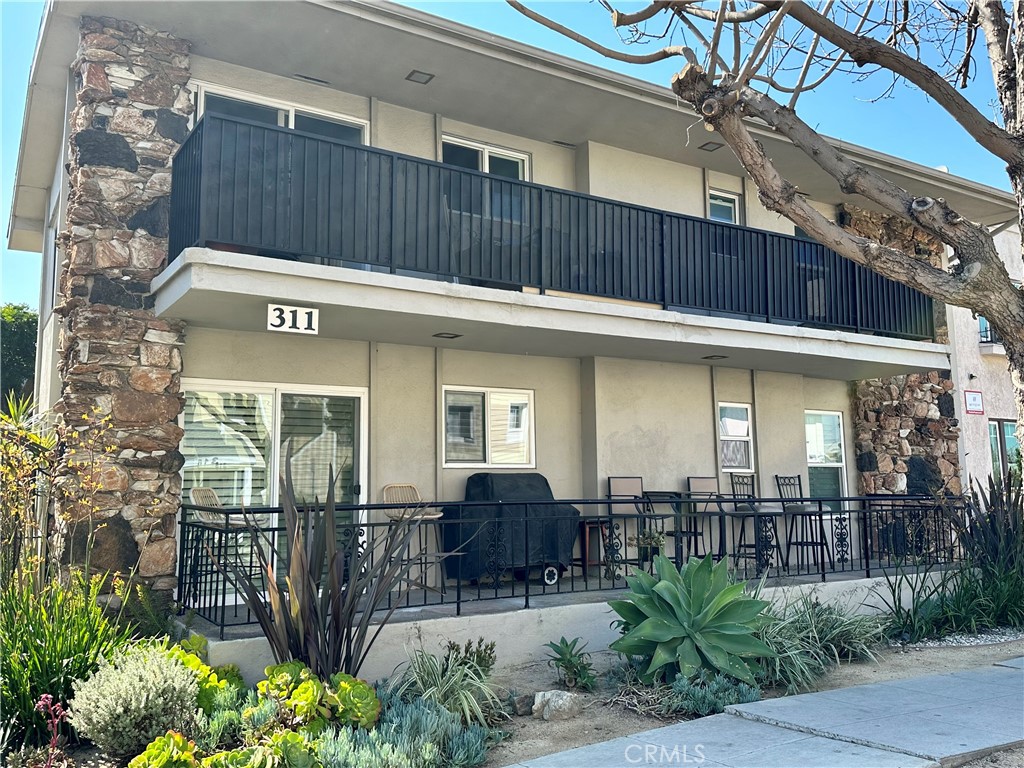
(441, 473, 580, 580)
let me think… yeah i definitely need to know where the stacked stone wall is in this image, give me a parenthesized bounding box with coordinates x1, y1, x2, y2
(853, 372, 961, 496)
(54, 16, 192, 589)
(839, 205, 961, 496)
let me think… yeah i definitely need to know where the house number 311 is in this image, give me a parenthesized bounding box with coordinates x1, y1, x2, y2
(267, 303, 319, 335)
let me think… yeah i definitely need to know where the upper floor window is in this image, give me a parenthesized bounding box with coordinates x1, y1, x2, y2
(441, 137, 529, 181)
(718, 402, 753, 472)
(443, 386, 535, 468)
(979, 316, 1002, 345)
(197, 84, 366, 145)
(708, 190, 741, 225)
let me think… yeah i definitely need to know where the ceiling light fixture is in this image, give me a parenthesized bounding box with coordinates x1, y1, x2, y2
(293, 73, 331, 85)
(701, 354, 728, 360)
(405, 69, 435, 85)
(698, 141, 724, 152)
(432, 332, 462, 339)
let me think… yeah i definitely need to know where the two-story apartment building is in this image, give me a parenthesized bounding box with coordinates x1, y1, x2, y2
(8, 0, 1019, 589)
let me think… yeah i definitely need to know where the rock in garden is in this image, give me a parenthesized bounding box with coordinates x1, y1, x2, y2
(532, 690, 582, 721)
(513, 693, 535, 716)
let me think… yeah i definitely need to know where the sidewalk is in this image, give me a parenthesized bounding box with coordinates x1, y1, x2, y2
(502, 657, 1024, 768)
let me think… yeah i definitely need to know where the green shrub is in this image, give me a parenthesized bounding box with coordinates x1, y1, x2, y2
(127, 731, 198, 768)
(0, 572, 132, 746)
(314, 691, 490, 768)
(442, 639, 497, 678)
(165, 646, 234, 716)
(253, 662, 380, 736)
(390, 647, 506, 728)
(608, 554, 775, 685)
(69, 646, 200, 758)
(757, 595, 884, 692)
(660, 669, 760, 717)
(544, 636, 596, 691)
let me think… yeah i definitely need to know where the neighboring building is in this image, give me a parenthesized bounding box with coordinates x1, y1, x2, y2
(948, 226, 1022, 487)
(8, 1, 1018, 588)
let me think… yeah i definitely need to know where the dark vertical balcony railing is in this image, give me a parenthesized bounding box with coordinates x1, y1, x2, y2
(169, 114, 935, 341)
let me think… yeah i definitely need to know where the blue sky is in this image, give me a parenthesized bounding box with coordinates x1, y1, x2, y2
(0, 0, 1011, 311)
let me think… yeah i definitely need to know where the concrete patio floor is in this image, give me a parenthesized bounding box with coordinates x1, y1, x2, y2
(502, 656, 1024, 768)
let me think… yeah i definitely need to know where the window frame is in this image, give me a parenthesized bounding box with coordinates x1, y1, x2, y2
(707, 189, 743, 225)
(442, 385, 536, 469)
(192, 80, 369, 144)
(717, 402, 754, 474)
(440, 135, 531, 182)
(804, 409, 848, 501)
(989, 418, 1021, 483)
(179, 378, 369, 511)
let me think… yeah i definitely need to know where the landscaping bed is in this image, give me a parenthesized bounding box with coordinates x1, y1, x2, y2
(485, 638, 1024, 767)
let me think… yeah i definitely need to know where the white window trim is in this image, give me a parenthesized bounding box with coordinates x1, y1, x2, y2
(440, 135, 531, 181)
(718, 401, 754, 474)
(805, 409, 847, 497)
(179, 378, 369, 512)
(442, 385, 537, 469)
(191, 80, 369, 143)
(708, 189, 743, 225)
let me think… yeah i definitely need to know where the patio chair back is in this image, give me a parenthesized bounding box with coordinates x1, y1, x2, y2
(775, 474, 804, 500)
(730, 474, 756, 498)
(686, 476, 721, 514)
(382, 482, 441, 520)
(188, 486, 233, 525)
(608, 476, 651, 515)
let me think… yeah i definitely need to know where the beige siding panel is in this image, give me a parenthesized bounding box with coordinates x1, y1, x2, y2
(584, 142, 704, 217)
(375, 101, 436, 159)
(440, 350, 581, 500)
(754, 371, 808, 493)
(182, 328, 370, 386)
(191, 56, 370, 121)
(372, 344, 437, 502)
(593, 358, 716, 492)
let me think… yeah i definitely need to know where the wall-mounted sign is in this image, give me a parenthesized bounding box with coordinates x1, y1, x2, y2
(267, 303, 319, 335)
(964, 390, 984, 415)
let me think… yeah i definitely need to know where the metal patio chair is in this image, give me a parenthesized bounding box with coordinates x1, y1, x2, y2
(729, 474, 785, 571)
(775, 474, 834, 570)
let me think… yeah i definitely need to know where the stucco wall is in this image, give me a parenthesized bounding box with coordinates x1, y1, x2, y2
(372, 343, 437, 502)
(183, 328, 371, 386)
(590, 357, 716, 492)
(581, 141, 704, 216)
(754, 371, 808, 493)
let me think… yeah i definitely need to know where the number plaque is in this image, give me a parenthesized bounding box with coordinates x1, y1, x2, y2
(267, 304, 319, 335)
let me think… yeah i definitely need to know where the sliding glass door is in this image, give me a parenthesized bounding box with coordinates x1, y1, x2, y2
(180, 383, 366, 515)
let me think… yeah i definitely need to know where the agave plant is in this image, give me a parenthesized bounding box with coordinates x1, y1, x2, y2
(608, 554, 775, 685)
(221, 459, 445, 679)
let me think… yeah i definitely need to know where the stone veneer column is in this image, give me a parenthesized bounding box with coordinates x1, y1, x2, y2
(839, 205, 961, 496)
(55, 16, 192, 591)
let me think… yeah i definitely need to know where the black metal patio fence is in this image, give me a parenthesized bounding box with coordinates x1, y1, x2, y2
(169, 114, 934, 341)
(177, 494, 968, 638)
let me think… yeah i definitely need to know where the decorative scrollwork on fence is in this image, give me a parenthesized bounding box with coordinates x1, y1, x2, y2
(602, 521, 624, 582)
(834, 513, 850, 565)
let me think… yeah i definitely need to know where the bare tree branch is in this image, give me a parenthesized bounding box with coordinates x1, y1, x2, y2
(974, 0, 1017, 129)
(736, 1, 795, 86)
(506, 0, 693, 65)
(766, 0, 1024, 165)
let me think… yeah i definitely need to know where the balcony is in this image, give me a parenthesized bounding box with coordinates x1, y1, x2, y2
(168, 114, 935, 343)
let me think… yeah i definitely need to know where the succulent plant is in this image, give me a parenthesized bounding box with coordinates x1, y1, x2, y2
(609, 554, 775, 685)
